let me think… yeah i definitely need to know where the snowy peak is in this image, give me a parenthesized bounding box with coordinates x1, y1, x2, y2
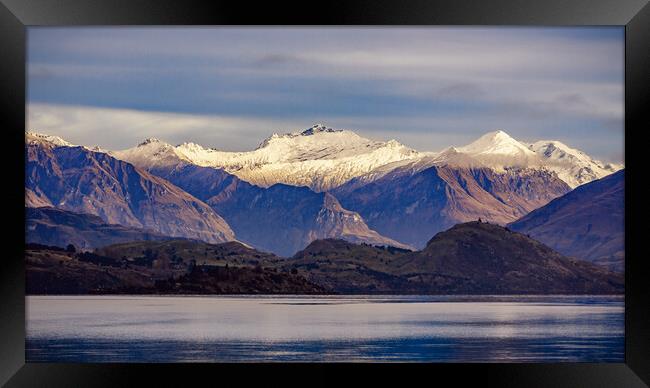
(529, 140, 623, 187)
(176, 141, 212, 154)
(255, 124, 342, 149)
(432, 130, 623, 187)
(137, 137, 164, 147)
(26, 131, 74, 148)
(112, 137, 187, 169)
(531, 140, 604, 166)
(129, 137, 176, 156)
(299, 123, 343, 136)
(458, 130, 535, 157)
(447, 130, 541, 173)
(27, 131, 110, 155)
(257, 124, 356, 150)
(111, 127, 621, 190)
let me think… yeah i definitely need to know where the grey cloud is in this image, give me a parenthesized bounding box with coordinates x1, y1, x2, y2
(434, 83, 485, 100)
(253, 53, 302, 67)
(555, 93, 589, 107)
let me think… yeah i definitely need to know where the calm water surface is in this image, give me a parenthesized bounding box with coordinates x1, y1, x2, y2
(26, 295, 624, 362)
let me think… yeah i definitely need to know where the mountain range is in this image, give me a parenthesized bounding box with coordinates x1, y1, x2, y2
(112, 125, 621, 191)
(126, 160, 409, 256)
(25, 125, 623, 263)
(114, 124, 421, 192)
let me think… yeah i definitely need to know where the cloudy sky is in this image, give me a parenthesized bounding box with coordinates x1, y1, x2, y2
(27, 27, 624, 162)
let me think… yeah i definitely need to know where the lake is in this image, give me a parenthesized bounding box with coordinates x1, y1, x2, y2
(25, 295, 624, 362)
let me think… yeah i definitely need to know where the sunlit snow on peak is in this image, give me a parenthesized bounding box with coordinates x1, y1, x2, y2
(39, 126, 623, 191)
(458, 130, 535, 157)
(26, 131, 74, 147)
(137, 138, 164, 147)
(299, 124, 342, 136)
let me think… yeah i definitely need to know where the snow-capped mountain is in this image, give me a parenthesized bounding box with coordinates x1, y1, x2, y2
(528, 140, 623, 188)
(112, 137, 189, 170)
(26, 130, 414, 254)
(459, 130, 532, 156)
(346, 130, 622, 189)
(115, 126, 620, 191)
(114, 124, 422, 192)
(36, 125, 622, 192)
(455, 130, 539, 168)
(447, 130, 622, 188)
(26, 131, 74, 148)
(27, 131, 108, 154)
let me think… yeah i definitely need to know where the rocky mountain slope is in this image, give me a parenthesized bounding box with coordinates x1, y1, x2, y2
(509, 170, 624, 272)
(209, 182, 411, 256)
(26, 134, 235, 244)
(116, 149, 412, 256)
(333, 164, 570, 248)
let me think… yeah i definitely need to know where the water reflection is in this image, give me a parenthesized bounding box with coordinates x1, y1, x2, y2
(26, 295, 624, 362)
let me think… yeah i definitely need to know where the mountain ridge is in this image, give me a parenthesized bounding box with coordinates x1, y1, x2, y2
(26, 139, 236, 244)
(114, 124, 421, 192)
(143, 161, 412, 256)
(32, 126, 622, 191)
(108, 126, 621, 191)
(333, 163, 571, 248)
(509, 169, 624, 272)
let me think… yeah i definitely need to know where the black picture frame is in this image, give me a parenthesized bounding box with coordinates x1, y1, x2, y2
(1, 0, 648, 386)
